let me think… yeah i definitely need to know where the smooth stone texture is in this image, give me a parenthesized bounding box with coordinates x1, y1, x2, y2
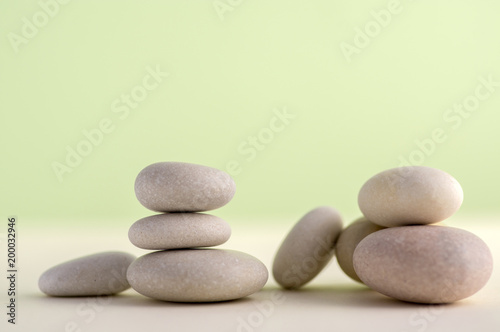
(135, 162, 236, 212)
(358, 166, 463, 227)
(273, 206, 343, 289)
(128, 213, 231, 250)
(39, 252, 135, 296)
(353, 226, 493, 304)
(127, 249, 268, 302)
(336, 217, 385, 283)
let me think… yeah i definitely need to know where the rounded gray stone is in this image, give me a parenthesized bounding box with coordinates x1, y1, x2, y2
(128, 213, 231, 250)
(353, 226, 493, 304)
(134, 162, 236, 213)
(273, 206, 343, 289)
(39, 251, 136, 297)
(358, 166, 463, 227)
(336, 217, 385, 283)
(127, 249, 268, 302)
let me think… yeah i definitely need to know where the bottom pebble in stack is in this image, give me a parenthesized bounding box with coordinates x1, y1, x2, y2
(127, 249, 268, 302)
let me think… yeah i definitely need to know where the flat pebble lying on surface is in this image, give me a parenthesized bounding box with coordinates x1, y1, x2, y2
(335, 217, 385, 283)
(134, 162, 236, 213)
(273, 206, 343, 289)
(353, 226, 493, 304)
(358, 166, 463, 227)
(39, 252, 135, 297)
(128, 213, 231, 250)
(127, 249, 268, 302)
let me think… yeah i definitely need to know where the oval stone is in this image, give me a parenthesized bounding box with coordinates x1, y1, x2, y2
(353, 226, 493, 304)
(358, 166, 463, 227)
(39, 252, 136, 296)
(128, 213, 231, 250)
(134, 162, 236, 212)
(273, 206, 343, 289)
(336, 217, 385, 283)
(127, 249, 268, 302)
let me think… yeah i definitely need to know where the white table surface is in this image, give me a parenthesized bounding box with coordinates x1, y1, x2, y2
(2, 218, 499, 332)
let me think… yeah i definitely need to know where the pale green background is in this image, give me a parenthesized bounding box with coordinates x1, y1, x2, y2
(1, 0, 499, 226)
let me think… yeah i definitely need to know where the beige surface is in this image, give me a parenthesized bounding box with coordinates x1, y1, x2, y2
(1, 219, 499, 332)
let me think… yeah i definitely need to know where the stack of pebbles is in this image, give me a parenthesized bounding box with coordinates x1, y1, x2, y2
(273, 166, 493, 304)
(336, 166, 493, 303)
(127, 161, 268, 302)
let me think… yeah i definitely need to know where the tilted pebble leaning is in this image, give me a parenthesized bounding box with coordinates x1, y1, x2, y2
(127, 162, 268, 302)
(273, 206, 343, 289)
(273, 165, 493, 304)
(335, 217, 384, 283)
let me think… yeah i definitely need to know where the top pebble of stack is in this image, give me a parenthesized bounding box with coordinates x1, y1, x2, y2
(358, 166, 463, 227)
(135, 162, 236, 212)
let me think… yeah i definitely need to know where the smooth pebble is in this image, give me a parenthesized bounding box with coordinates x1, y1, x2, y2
(353, 226, 493, 303)
(127, 249, 268, 302)
(273, 206, 343, 289)
(128, 213, 231, 250)
(335, 217, 385, 283)
(134, 162, 236, 212)
(39, 252, 135, 296)
(358, 166, 463, 227)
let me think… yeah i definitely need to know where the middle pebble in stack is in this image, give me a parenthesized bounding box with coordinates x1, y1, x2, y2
(127, 161, 268, 302)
